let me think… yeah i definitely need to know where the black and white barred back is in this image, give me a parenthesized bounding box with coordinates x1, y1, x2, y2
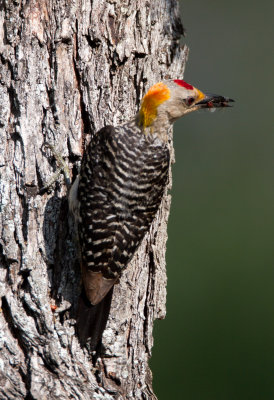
(78, 121, 170, 282)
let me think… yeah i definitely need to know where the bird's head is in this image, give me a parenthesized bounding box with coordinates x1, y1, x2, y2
(137, 80, 233, 138)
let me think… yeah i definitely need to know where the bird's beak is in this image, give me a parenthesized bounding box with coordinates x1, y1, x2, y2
(196, 92, 234, 108)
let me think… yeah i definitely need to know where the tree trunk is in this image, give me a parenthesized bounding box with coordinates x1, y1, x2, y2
(0, 1, 187, 398)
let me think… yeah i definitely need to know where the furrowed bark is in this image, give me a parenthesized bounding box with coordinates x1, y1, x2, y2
(0, 1, 187, 398)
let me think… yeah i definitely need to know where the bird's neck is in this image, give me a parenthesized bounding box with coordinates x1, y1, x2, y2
(134, 112, 170, 142)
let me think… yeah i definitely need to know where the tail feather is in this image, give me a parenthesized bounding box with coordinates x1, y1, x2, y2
(76, 287, 113, 350)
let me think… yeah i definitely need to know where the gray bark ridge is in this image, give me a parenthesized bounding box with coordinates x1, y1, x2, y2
(0, 1, 187, 399)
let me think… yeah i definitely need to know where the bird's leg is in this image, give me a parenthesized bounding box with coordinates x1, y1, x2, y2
(40, 142, 71, 192)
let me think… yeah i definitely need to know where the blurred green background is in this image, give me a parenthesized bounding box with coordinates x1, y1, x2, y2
(151, 1, 274, 399)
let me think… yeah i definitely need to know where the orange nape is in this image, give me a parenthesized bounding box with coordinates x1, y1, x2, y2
(139, 82, 170, 128)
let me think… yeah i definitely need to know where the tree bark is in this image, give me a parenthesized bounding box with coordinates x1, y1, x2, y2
(0, 1, 187, 398)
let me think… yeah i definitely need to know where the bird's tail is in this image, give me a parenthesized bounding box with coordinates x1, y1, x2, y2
(76, 287, 113, 350)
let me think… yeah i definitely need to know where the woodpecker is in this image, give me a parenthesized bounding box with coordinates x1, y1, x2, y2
(70, 79, 233, 345)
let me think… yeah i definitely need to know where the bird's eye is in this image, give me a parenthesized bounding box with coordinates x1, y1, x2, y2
(186, 97, 195, 106)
